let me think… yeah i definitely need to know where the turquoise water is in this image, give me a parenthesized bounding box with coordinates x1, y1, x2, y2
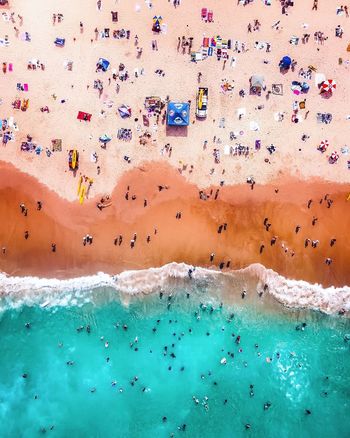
(0, 285, 349, 438)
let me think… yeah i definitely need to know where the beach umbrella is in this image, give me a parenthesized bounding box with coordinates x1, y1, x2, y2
(281, 56, 292, 67)
(321, 79, 336, 92)
(318, 140, 329, 152)
(118, 105, 131, 118)
(99, 134, 112, 143)
(328, 151, 339, 164)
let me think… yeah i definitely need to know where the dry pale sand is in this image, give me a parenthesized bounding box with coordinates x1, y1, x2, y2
(0, 0, 350, 283)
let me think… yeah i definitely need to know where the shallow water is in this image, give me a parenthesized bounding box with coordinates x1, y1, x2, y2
(0, 284, 349, 438)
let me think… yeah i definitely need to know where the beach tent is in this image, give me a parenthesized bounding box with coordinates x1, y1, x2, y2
(166, 102, 190, 126)
(279, 56, 292, 69)
(97, 58, 110, 72)
(250, 75, 265, 94)
(118, 104, 131, 118)
(152, 16, 162, 32)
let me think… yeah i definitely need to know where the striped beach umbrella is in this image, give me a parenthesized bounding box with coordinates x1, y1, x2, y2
(318, 140, 329, 152)
(329, 151, 339, 164)
(321, 79, 336, 92)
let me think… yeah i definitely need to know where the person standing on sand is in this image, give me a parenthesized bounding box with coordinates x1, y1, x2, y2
(97, 0, 102, 11)
(24, 231, 29, 239)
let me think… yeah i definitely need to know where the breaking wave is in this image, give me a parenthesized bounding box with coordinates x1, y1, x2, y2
(0, 263, 349, 315)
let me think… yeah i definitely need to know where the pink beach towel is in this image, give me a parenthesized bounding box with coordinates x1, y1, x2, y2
(23, 83, 28, 91)
(9, 63, 13, 72)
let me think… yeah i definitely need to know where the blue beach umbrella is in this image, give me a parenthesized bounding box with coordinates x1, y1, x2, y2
(282, 56, 292, 67)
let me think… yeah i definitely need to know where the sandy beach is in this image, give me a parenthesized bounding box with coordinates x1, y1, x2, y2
(0, 0, 350, 288)
(0, 160, 349, 289)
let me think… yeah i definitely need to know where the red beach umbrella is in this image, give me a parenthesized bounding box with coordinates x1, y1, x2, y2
(318, 140, 329, 153)
(321, 79, 336, 92)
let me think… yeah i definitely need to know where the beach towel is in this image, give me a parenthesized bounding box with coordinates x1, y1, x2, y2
(250, 121, 260, 131)
(77, 111, 92, 121)
(51, 139, 62, 152)
(23, 83, 28, 91)
(237, 108, 246, 117)
(9, 63, 13, 72)
(224, 145, 231, 156)
(272, 84, 283, 95)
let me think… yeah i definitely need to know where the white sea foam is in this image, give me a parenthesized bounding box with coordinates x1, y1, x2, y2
(0, 263, 349, 315)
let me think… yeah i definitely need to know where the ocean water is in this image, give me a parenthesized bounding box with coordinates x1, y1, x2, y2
(0, 276, 349, 438)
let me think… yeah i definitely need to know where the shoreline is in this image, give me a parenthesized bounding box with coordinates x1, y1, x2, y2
(0, 261, 349, 315)
(0, 160, 349, 288)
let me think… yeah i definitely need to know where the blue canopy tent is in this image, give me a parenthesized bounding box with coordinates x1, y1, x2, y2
(97, 58, 110, 72)
(167, 102, 190, 126)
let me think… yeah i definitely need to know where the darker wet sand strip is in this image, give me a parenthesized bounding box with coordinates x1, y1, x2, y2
(0, 161, 349, 287)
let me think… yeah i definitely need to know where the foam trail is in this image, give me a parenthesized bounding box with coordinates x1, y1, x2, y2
(0, 263, 349, 315)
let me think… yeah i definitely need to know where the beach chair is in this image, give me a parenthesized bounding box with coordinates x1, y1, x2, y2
(111, 11, 118, 22)
(12, 98, 21, 110)
(201, 47, 209, 58)
(201, 8, 207, 20)
(21, 99, 29, 111)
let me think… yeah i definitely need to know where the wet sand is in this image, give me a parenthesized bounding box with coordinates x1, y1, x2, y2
(0, 161, 349, 287)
